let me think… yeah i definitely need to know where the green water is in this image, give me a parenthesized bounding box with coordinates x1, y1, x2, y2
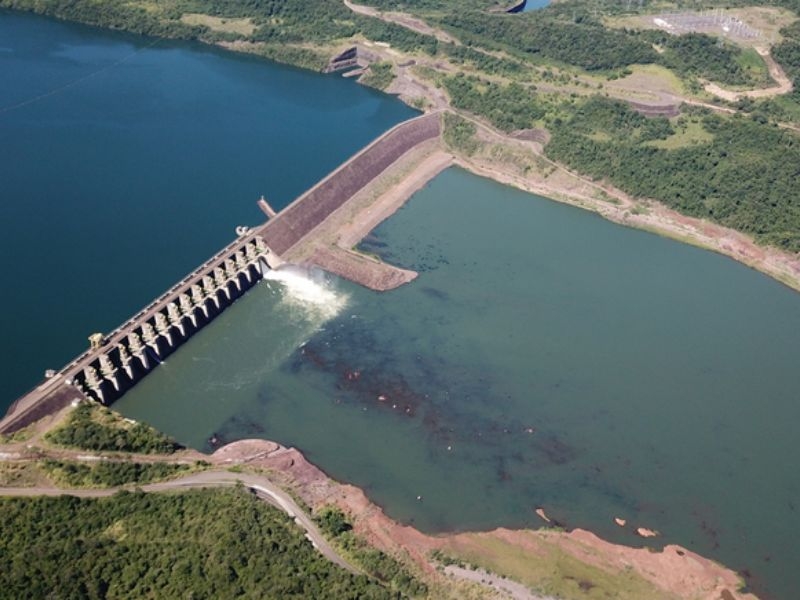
(0, 10, 416, 405)
(116, 167, 800, 599)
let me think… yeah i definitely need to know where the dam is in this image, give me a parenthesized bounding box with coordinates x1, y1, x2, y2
(0, 112, 442, 434)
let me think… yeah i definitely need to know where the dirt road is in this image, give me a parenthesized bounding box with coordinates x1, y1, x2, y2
(344, 0, 457, 44)
(704, 47, 793, 101)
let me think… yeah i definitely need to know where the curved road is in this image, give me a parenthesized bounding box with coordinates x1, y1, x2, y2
(0, 470, 359, 574)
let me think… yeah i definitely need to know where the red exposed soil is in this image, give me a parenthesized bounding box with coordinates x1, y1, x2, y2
(212, 439, 757, 600)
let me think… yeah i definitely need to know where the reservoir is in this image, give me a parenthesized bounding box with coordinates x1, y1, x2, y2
(523, 1, 552, 11)
(0, 10, 416, 406)
(4, 9, 800, 600)
(116, 168, 800, 599)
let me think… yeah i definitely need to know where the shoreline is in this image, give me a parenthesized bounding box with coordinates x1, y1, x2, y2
(212, 438, 757, 600)
(458, 156, 800, 293)
(5, 7, 796, 295)
(441, 114, 800, 295)
(279, 112, 800, 296)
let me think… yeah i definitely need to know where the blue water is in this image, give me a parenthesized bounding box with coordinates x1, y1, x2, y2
(0, 10, 416, 406)
(523, 0, 551, 12)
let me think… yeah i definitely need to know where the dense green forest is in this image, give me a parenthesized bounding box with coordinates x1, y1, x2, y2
(46, 403, 181, 454)
(440, 11, 658, 71)
(0, 0, 439, 68)
(444, 74, 545, 131)
(41, 459, 191, 487)
(315, 507, 428, 598)
(0, 488, 399, 599)
(546, 98, 800, 251)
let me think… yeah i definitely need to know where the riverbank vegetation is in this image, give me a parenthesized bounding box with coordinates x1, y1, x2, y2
(40, 459, 192, 488)
(362, 62, 396, 90)
(315, 506, 428, 598)
(0, 488, 398, 598)
(45, 402, 181, 454)
(546, 98, 800, 251)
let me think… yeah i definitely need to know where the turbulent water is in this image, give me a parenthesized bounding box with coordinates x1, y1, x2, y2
(117, 168, 800, 599)
(0, 10, 415, 405)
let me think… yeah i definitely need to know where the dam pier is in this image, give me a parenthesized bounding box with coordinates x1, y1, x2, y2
(0, 232, 281, 433)
(0, 112, 442, 433)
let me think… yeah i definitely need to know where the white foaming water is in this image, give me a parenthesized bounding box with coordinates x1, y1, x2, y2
(263, 265, 349, 323)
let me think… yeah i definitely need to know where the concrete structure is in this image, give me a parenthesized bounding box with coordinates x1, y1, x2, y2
(259, 112, 441, 255)
(0, 234, 277, 433)
(0, 113, 441, 434)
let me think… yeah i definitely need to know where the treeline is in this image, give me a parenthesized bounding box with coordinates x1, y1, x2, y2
(440, 11, 657, 71)
(46, 403, 181, 454)
(546, 97, 800, 251)
(175, 0, 438, 53)
(648, 31, 767, 87)
(0, 0, 202, 39)
(0, 488, 398, 598)
(748, 18, 800, 123)
(439, 10, 768, 86)
(0, 0, 439, 70)
(41, 459, 191, 487)
(315, 507, 427, 598)
(444, 73, 544, 131)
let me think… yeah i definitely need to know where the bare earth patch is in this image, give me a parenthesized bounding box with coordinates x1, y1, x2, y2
(344, 0, 458, 45)
(704, 47, 793, 101)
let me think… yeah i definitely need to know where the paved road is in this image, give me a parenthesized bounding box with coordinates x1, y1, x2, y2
(0, 470, 358, 574)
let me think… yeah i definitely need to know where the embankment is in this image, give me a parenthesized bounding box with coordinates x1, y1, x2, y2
(258, 112, 440, 255)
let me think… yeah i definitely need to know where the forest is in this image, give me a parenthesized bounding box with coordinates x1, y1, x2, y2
(0, 0, 439, 68)
(0, 488, 401, 599)
(545, 98, 800, 251)
(45, 403, 181, 454)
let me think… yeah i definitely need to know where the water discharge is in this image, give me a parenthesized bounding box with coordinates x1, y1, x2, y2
(264, 266, 350, 324)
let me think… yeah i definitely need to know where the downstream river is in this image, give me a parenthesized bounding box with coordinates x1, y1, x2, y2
(4, 10, 800, 600)
(117, 168, 800, 600)
(0, 10, 415, 404)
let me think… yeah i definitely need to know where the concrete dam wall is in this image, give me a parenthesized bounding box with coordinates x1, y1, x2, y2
(0, 112, 443, 433)
(0, 234, 272, 433)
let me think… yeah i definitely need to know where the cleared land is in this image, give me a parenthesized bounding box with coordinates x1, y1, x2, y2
(179, 13, 256, 36)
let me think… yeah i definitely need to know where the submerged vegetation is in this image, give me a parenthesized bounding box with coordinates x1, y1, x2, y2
(1, 0, 799, 596)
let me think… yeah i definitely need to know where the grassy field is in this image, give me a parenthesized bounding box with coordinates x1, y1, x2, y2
(646, 118, 714, 149)
(180, 13, 256, 36)
(440, 532, 676, 600)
